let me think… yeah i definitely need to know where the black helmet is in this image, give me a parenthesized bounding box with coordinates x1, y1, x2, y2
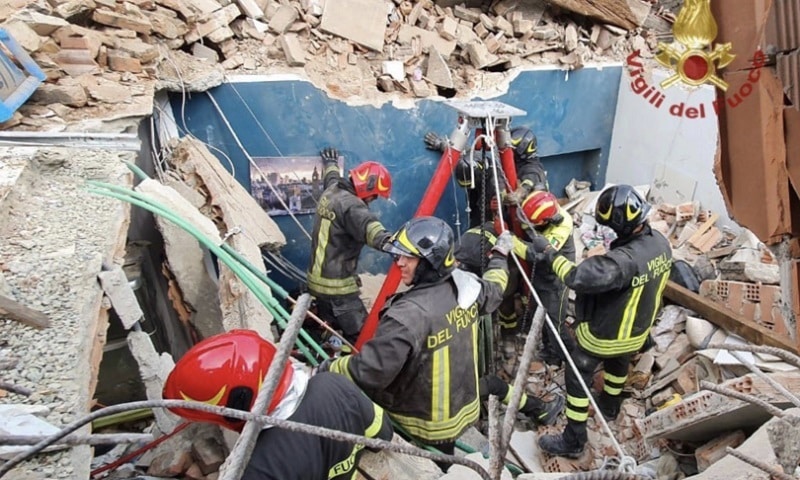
(384, 216, 456, 284)
(595, 185, 651, 238)
(455, 157, 485, 188)
(510, 127, 538, 160)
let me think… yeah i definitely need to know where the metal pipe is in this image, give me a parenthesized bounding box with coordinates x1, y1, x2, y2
(356, 117, 470, 349)
(218, 293, 310, 480)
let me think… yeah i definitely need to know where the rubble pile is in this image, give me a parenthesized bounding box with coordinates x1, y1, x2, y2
(0, 0, 677, 131)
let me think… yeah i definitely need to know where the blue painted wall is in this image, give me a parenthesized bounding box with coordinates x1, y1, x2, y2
(170, 66, 622, 291)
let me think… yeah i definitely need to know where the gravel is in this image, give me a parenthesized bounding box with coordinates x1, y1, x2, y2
(0, 146, 133, 479)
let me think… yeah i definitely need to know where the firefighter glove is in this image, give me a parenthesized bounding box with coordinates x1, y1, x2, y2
(503, 186, 529, 206)
(423, 132, 448, 152)
(321, 147, 339, 165)
(492, 231, 514, 257)
(528, 233, 553, 254)
(317, 356, 334, 374)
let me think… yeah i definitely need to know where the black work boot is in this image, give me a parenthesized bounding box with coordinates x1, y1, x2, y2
(594, 391, 622, 421)
(538, 347, 563, 368)
(530, 394, 565, 426)
(538, 421, 586, 459)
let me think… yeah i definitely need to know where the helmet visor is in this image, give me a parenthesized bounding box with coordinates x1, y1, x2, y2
(382, 227, 421, 258)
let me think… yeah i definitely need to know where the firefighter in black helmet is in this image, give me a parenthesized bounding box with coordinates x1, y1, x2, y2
(424, 126, 548, 228)
(322, 216, 510, 467)
(524, 185, 672, 458)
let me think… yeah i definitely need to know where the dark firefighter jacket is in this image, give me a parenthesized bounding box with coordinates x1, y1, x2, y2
(307, 161, 390, 297)
(516, 155, 547, 193)
(455, 221, 497, 276)
(546, 224, 672, 357)
(329, 255, 508, 443)
(242, 372, 392, 480)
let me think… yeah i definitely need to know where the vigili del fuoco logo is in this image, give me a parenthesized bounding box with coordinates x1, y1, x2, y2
(625, 0, 765, 118)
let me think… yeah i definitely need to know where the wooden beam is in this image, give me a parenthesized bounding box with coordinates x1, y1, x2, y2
(664, 281, 798, 353)
(0, 294, 50, 328)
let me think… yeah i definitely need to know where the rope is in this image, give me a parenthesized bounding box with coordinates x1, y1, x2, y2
(89, 423, 190, 478)
(204, 90, 312, 241)
(475, 118, 633, 474)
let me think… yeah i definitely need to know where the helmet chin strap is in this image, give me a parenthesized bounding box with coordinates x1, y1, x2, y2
(264, 363, 309, 429)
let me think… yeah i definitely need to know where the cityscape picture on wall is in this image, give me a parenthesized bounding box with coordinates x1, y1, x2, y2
(250, 155, 342, 216)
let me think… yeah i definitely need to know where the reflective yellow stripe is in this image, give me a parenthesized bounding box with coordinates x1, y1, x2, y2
(567, 394, 589, 408)
(552, 256, 575, 280)
(431, 346, 450, 422)
(500, 386, 528, 409)
(618, 285, 644, 340)
(649, 271, 670, 326)
(310, 217, 331, 278)
(576, 323, 649, 356)
(603, 371, 627, 395)
(467, 227, 497, 245)
(566, 408, 589, 422)
(324, 164, 340, 178)
(327, 444, 363, 479)
(484, 269, 508, 291)
(329, 356, 354, 381)
(566, 393, 589, 422)
(365, 402, 385, 438)
(388, 397, 480, 442)
(365, 221, 385, 245)
(512, 236, 528, 258)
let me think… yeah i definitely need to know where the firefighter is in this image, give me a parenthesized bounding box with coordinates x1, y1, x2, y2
(322, 216, 510, 464)
(455, 216, 521, 349)
(424, 126, 548, 228)
(306, 147, 393, 344)
(511, 190, 577, 366)
(525, 185, 672, 458)
(163, 330, 393, 479)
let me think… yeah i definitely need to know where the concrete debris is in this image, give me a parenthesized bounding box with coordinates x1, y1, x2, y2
(0, 0, 679, 132)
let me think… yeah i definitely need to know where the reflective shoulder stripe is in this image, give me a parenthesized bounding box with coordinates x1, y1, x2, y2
(483, 268, 508, 292)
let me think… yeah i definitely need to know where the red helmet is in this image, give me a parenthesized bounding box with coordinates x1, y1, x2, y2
(349, 161, 392, 201)
(521, 191, 560, 227)
(162, 330, 293, 432)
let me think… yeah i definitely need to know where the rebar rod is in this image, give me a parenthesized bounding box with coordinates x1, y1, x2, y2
(0, 399, 490, 480)
(729, 351, 800, 408)
(0, 433, 153, 446)
(706, 343, 800, 369)
(219, 293, 309, 480)
(699, 381, 786, 418)
(488, 395, 503, 478)
(723, 446, 796, 480)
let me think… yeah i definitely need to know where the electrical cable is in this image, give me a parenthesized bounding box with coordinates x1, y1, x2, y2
(204, 90, 312, 241)
(86, 181, 327, 364)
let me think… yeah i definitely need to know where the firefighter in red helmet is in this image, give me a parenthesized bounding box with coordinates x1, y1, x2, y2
(306, 147, 393, 344)
(510, 190, 577, 366)
(163, 330, 393, 479)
